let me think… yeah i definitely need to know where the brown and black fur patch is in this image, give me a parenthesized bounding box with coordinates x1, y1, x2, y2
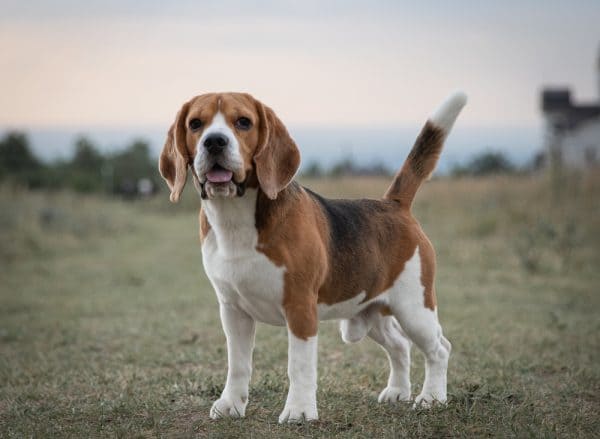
(252, 181, 438, 341)
(181, 93, 445, 341)
(406, 122, 445, 179)
(304, 188, 435, 308)
(199, 179, 438, 340)
(384, 122, 445, 209)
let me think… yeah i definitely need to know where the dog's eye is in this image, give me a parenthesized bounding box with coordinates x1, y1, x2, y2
(189, 119, 203, 131)
(235, 117, 252, 131)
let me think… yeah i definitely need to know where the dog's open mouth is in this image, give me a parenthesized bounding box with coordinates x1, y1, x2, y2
(205, 164, 233, 184)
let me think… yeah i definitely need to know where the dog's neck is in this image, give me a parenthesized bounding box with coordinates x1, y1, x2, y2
(202, 189, 259, 252)
(201, 182, 300, 254)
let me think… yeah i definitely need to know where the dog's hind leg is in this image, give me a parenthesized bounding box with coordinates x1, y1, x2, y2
(388, 247, 451, 406)
(368, 313, 412, 403)
(340, 306, 412, 402)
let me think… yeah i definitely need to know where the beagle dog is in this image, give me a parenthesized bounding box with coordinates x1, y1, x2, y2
(159, 91, 467, 423)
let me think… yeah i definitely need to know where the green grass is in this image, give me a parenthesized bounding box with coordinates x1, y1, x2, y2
(1, 174, 599, 437)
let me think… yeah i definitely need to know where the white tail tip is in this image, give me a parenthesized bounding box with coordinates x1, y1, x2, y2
(429, 91, 468, 132)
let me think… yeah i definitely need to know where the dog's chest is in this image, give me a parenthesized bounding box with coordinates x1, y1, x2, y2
(201, 190, 287, 325)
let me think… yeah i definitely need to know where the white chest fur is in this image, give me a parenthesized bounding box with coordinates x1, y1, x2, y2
(201, 189, 288, 325)
(200, 189, 396, 325)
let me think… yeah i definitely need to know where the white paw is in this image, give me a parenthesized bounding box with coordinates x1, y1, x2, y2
(278, 403, 318, 423)
(413, 391, 446, 408)
(377, 386, 411, 403)
(209, 394, 248, 419)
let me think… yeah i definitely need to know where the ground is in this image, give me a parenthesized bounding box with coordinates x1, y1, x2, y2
(0, 174, 599, 437)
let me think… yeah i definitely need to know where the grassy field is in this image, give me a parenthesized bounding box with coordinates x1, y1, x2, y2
(1, 174, 599, 437)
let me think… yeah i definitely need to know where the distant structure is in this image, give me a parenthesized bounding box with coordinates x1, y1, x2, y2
(540, 48, 600, 169)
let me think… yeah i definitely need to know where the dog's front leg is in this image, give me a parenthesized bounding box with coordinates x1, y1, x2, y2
(279, 307, 319, 423)
(210, 303, 255, 419)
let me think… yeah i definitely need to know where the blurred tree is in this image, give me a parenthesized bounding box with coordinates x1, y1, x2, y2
(302, 160, 324, 178)
(108, 139, 158, 195)
(528, 150, 546, 172)
(330, 158, 355, 177)
(72, 137, 104, 171)
(326, 157, 391, 177)
(0, 132, 160, 197)
(67, 136, 105, 193)
(452, 150, 515, 177)
(0, 131, 44, 187)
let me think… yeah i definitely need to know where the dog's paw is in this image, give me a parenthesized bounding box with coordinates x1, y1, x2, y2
(209, 395, 247, 419)
(413, 391, 446, 408)
(377, 386, 411, 403)
(278, 403, 318, 424)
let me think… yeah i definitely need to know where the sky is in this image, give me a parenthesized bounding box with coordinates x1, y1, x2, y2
(1, 0, 599, 166)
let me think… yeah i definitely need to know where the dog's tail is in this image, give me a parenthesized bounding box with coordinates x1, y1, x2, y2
(384, 91, 467, 209)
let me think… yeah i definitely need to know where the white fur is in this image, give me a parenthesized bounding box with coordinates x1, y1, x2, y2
(202, 189, 390, 325)
(429, 91, 468, 132)
(210, 303, 255, 418)
(202, 191, 450, 421)
(387, 247, 450, 405)
(318, 291, 382, 320)
(369, 315, 412, 403)
(339, 247, 450, 405)
(279, 332, 318, 423)
(193, 111, 244, 185)
(202, 189, 287, 326)
(339, 299, 384, 343)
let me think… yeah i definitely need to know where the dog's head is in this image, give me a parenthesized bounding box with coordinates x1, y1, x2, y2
(159, 93, 300, 202)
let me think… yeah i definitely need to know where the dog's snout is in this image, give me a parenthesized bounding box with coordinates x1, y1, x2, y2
(204, 133, 229, 154)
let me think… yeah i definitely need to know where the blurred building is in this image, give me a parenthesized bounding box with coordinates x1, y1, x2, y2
(540, 49, 600, 169)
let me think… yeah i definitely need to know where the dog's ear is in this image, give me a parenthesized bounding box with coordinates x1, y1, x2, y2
(253, 101, 300, 200)
(159, 103, 190, 203)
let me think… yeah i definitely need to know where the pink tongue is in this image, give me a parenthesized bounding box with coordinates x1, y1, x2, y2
(206, 169, 233, 183)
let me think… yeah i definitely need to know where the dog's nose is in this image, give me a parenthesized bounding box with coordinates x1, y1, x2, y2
(203, 133, 229, 154)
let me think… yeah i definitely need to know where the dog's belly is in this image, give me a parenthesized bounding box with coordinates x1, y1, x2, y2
(202, 232, 287, 326)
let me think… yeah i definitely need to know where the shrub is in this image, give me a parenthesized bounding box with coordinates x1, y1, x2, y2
(452, 151, 515, 177)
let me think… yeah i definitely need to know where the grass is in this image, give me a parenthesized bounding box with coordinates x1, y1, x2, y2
(0, 173, 599, 437)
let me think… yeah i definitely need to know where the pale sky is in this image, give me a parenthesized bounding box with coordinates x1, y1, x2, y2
(1, 0, 599, 129)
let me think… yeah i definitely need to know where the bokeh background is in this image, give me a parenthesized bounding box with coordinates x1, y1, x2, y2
(1, 1, 599, 437)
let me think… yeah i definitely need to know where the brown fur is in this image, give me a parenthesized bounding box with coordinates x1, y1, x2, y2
(255, 185, 326, 339)
(309, 195, 419, 305)
(159, 103, 192, 202)
(384, 121, 445, 209)
(159, 93, 299, 202)
(254, 183, 438, 340)
(379, 305, 393, 317)
(162, 93, 443, 340)
(199, 208, 211, 244)
(254, 102, 301, 200)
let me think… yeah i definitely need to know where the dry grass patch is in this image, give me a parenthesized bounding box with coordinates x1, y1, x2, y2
(1, 173, 599, 437)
